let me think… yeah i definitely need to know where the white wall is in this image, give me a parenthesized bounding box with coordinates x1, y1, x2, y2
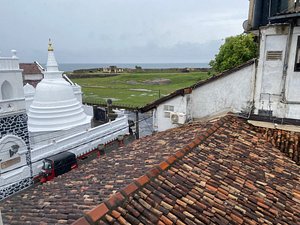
(0, 57, 26, 115)
(29, 123, 91, 148)
(285, 27, 300, 105)
(72, 85, 83, 103)
(0, 135, 31, 188)
(155, 95, 189, 132)
(253, 26, 288, 118)
(24, 74, 43, 81)
(83, 104, 94, 117)
(23, 83, 35, 111)
(153, 64, 255, 132)
(0, 55, 31, 189)
(192, 64, 256, 119)
(254, 25, 300, 119)
(31, 116, 128, 175)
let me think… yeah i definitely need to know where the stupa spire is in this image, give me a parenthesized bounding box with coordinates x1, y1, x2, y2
(48, 38, 54, 51)
(46, 39, 59, 72)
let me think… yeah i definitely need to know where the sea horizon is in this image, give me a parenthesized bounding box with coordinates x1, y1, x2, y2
(40, 62, 210, 72)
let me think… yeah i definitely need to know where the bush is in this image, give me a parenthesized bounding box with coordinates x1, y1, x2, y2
(209, 34, 258, 73)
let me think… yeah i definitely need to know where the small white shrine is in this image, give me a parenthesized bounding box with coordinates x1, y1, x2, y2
(27, 41, 92, 147)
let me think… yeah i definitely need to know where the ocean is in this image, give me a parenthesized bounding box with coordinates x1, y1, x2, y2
(56, 63, 209, 72)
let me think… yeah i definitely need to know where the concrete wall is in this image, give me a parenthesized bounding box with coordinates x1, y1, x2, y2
(254, 25, 288, 118)
(154, 94, 191, 132)
(286, 26, 300, 103)
(192, 64, 256, 119)
(254, 24, 300, 119)
(153, 63, 255, 132)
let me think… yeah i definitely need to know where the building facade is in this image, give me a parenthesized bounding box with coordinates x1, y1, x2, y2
(0, 51, 32, 199)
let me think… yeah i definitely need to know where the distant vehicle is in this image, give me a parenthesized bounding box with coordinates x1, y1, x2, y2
(39, 152, 78, 183)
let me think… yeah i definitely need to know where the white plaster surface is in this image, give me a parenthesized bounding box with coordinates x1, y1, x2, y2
(192, 65, 255, 119)
(155, 96, 188, 132)
(0, 54, 31, 189)
(31, 116, 128, 176)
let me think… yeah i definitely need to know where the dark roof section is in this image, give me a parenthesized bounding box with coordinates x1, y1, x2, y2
(19, 62, 43, 75)
(73, 115, 300, 225)
(269, 11, 300, 22)
(0, 120, 214, 224)
(139, 59, 256, 113)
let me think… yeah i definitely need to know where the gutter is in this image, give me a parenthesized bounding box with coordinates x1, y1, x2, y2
(269, 12, 300, 21)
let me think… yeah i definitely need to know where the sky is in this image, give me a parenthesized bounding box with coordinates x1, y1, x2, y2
(0, 0, 249, 64)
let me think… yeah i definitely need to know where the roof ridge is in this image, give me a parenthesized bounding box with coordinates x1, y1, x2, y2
(72, 115, 233, 225)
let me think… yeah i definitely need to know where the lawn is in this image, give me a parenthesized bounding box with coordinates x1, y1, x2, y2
(71, 71, 210, 108)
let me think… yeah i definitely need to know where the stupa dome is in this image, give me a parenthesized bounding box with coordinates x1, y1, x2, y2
(28, 40, 91, 132)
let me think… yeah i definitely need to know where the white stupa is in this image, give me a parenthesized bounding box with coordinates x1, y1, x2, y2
(28, 40, 91, 132)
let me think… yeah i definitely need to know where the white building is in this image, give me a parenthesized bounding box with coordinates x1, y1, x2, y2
(141, 0, 300, 132)
(0, 50, 32, 199)
(140, 61, 256, 131)
(0, 42, 129, 200)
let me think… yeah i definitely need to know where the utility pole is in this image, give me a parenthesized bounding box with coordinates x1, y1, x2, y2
(135, 109, 139, 139)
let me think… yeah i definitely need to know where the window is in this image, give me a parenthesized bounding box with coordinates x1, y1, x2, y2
(295, 36, 300, 71)
(163, 105, 174, 118)
(1, 81, 13, 100)
(163, 105, 174, 111)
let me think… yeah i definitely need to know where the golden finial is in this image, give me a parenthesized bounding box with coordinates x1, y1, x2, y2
(48, 38, 54, 51)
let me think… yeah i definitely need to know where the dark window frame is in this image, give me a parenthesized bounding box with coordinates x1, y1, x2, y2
(294, 36, 300, 71)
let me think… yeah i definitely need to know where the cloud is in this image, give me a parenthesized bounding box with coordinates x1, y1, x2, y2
(0, 0, 248, 63)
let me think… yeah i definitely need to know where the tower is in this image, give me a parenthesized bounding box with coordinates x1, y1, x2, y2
(0, 50, 32, 200)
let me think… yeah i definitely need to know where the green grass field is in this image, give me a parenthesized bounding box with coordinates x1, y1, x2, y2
(71, 72, 210, 107)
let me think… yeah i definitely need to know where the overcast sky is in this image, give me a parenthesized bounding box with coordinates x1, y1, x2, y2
(0, 0, 249, 63)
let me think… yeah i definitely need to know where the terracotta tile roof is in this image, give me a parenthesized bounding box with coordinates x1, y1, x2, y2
(0, 120, 213, 224)
(254, 127, 300, 164)
(19, 63, 43, 75)
(139, 59, 256, 113)
(73, 116, 300, 225)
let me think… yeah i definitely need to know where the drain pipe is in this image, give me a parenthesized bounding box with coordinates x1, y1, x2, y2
(281, 21, 298, 104)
